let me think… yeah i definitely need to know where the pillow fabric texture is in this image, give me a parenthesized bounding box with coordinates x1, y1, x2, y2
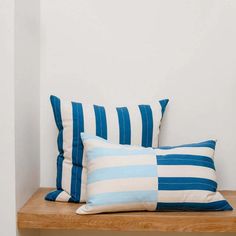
(77, 133, 232, 214)
(45, 95, 169, 202)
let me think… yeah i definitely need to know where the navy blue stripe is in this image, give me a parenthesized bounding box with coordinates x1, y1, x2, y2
(45, 190, 63, 201)
(50, 95, 63, 154)
(56, 154, 64, 189)
(158, 140, 216, 150)
(156, 200, 233, 211)
(158, 177, 217, 192)
(71, 102, 84, 202)
(69, 166, 83, 203)
(159, 99, 169, 116)
(50, 95, 64, 190)
(68, 196, 80, 203)
(157, 154, 215, 170)
(50, 96, 63, 130)
(116, 107, 131, 144)
(138, 105, 153, 147)
(94, 105, 107, 139)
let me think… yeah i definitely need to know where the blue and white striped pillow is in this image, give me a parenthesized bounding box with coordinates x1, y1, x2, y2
(77, 134, 232, 214)
(45, 95, 169, 202)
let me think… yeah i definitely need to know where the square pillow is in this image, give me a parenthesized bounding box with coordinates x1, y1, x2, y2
(45, 95, 169, 202)
(77, 133, 232, 214)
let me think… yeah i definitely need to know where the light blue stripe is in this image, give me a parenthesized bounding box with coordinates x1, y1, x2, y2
(81, 133, 105, 141)
(86, 148, 155, 160)
(88, 165, 157, 184)
(89, 190, 157, 206)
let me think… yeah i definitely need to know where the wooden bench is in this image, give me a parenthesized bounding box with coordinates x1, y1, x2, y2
(17, 188, 236, 232)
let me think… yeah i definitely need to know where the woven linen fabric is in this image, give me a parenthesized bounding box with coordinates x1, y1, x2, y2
(45, 95, 169, 202)
(77, 133, 232, 214)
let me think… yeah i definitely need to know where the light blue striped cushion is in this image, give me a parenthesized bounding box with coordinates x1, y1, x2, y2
(77, 134, 232, 214)
(45, 95, 169, 202)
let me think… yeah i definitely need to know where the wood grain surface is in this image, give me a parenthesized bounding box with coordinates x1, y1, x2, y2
(17, 188, 236, 232)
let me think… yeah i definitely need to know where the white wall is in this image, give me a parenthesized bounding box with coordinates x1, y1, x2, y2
(0, 0, 40, 235)
(0, 0, 16, 235)
(40, 0, 236, 190)
(15, 0, 40, 212)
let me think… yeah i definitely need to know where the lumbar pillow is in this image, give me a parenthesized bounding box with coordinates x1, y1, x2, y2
(45, 95, 169, 202)
(77, 133, 232, 214)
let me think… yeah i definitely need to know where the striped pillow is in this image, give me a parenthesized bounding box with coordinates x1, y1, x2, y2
(45, 95, 169, 202)
(77, 134, 232, 214)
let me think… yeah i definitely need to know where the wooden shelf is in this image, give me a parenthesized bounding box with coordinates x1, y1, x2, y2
(17, 188, 236, 232)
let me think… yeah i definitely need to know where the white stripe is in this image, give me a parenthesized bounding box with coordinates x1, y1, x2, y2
(150, 103, 162, 147)
(128, 105, 142, 146)
(157, 165, 216, 181)
(61, 160, 72, 195)
(87, 177, 158, 196)
(106, 106, 119, 143)
(61, 101, 73, 161)
(56, 190, 71, 202)
(158, 190, 225, 203)
(88, 155, 156, 172)
(156, 147, 214, 159)
(83, 103, 96, 136)
(77, 201, 157, 215)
